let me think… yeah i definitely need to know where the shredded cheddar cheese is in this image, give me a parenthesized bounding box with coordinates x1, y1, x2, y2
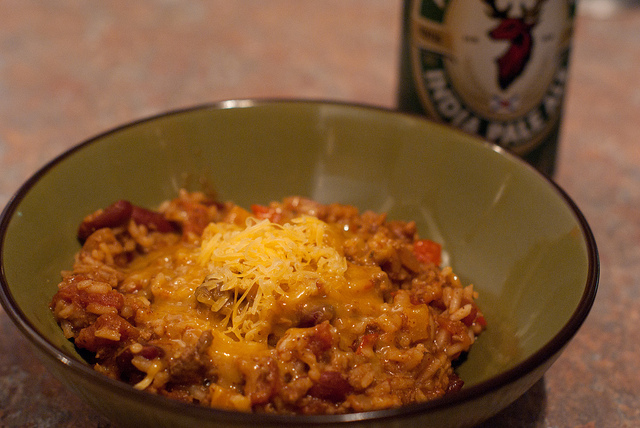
(197, 216, 348, 341)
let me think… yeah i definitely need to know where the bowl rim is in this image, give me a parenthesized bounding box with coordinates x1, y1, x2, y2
(0, 99, 599, 424)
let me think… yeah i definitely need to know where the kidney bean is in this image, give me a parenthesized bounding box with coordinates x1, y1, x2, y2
(77, 200, 133, 241)
(307, 371, 353, 402)
(139, 345, 164, 360)
(77, 200, 177, 242)
(297, 303, 335, 328)
(131, 206, 175, 233)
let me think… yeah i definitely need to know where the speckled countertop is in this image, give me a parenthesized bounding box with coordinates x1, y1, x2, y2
(1, 1, 639, 427)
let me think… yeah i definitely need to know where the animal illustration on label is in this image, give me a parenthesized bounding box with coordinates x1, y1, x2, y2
(482, 0, 548, 90)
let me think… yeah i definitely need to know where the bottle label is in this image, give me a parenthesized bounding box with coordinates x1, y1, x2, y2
(408, 0, 575, 154)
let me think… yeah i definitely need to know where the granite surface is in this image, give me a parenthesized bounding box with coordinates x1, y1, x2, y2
(1, 1, 639, 427)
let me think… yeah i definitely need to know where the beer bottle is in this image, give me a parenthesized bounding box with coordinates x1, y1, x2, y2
(397, 0, 577, 176)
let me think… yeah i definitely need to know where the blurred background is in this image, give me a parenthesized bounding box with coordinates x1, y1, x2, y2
(1, 1, 639, 426)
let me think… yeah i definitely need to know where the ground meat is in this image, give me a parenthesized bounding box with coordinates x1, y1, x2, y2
(75, 312, 139, 353)
(240, 357, 280, 405)
(167, 331, 214, 384)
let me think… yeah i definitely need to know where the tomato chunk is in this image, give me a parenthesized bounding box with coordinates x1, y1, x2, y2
(250, 204, 283, 223)
(250, 204, 271, 218)
(413, 239, 442, 265)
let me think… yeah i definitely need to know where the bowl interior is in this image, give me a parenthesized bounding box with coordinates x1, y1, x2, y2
(1, 101, 594, 405)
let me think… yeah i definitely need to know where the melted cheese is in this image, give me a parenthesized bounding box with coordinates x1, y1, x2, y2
(197, 216, 348, 341)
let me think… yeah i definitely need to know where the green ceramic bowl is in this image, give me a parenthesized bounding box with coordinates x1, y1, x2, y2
(0, 100, 598, 427)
